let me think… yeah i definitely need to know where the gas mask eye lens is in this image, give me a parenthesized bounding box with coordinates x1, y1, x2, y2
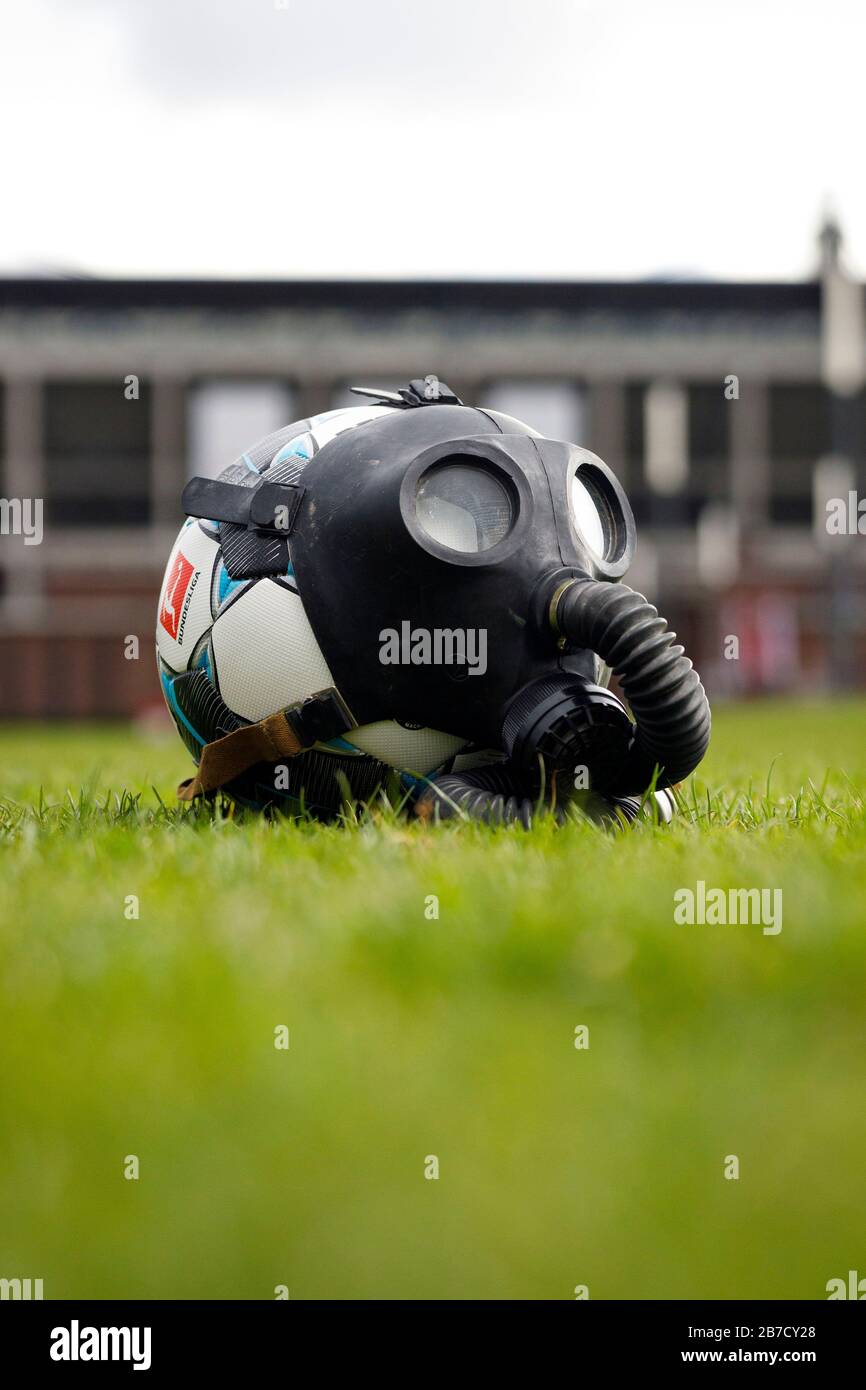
(416, 462, 514, 553)
(570, 471, 608, 559)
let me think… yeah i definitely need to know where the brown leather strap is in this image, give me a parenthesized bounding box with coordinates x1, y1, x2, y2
(178, 712, 305, 801)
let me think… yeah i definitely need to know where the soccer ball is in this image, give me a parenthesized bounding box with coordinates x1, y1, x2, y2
(156, 405, 474, 814)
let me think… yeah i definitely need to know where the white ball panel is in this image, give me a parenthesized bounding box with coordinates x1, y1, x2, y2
(156, 520, 220, 673)
(211, 579, 334, 721)
(346, 721, 466, 773)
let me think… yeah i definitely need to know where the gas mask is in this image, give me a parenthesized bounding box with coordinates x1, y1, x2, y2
(169, 378, 710, 824)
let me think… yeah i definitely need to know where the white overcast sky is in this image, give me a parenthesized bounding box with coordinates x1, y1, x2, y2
(1, 0, 864, 281)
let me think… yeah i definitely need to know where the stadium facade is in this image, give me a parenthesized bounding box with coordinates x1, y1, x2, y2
(0, 222, 864, 718)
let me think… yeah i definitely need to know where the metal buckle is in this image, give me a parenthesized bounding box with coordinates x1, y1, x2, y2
(283, 688, 357, 748)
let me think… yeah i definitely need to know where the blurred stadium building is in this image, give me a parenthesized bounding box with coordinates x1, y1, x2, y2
(0, 220, 864, 719)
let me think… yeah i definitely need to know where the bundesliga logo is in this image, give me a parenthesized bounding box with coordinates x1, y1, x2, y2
(160, 551, 197, 642)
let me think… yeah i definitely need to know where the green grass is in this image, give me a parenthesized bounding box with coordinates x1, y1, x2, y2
(1, 699, 865, 1300)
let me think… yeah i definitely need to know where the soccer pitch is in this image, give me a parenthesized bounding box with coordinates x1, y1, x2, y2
(1, 699, 864, 1300)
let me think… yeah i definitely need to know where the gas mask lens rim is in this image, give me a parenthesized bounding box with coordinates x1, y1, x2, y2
(415, 458, 517, 555)
(568, 462, 626, 564)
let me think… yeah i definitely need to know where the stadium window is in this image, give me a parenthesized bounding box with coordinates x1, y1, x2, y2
(187, 380, 295, 480)
(627, 382, 728, 527)
(624, 383, 650, 524)
(768, 383, 829, 525)
(688, 383, 730, 505)
(480, 381, 585, 444)
(44, 380, 152, 528)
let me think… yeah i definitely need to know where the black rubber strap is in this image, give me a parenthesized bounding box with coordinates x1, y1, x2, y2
(182, 476, 305, 535)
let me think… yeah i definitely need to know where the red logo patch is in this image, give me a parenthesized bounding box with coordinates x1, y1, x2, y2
(160, 551, 195, 640)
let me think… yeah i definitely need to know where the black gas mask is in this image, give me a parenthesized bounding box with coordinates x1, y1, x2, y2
(176, 378, 710, 824)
